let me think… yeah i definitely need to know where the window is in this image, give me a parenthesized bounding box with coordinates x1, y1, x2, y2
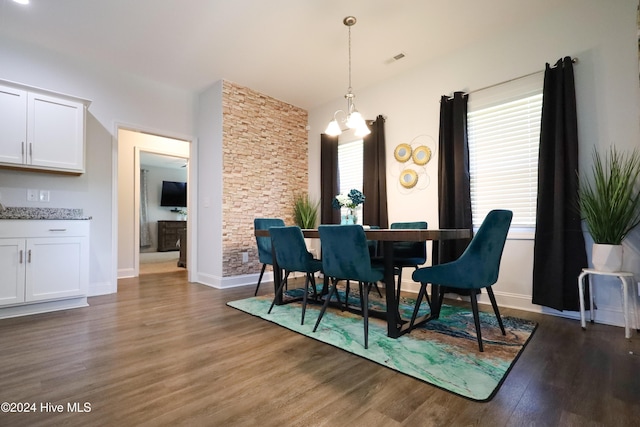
(337, 137, 363, 220)
(468, 73, 543, 229)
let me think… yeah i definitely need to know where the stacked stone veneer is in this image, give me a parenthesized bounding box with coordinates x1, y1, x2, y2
(222, 81, 308, 276)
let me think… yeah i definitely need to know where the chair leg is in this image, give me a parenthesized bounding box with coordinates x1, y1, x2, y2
(309, 274, 318, 300)
(486, 287, 506, 335)
(469, 291, 484, 352)
(358, 282, 365, 313)
(313, 283, 338, 332)
(254, 264, 267, 296)
(268, 273, 290, 315)
(372, 281, 382, 298)
(345, 280, 351, 310)
(363, 282, 371, 349)
(301, 273, 311, 325)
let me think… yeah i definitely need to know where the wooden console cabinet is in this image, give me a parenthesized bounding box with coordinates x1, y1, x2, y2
(157, 220, 187, 252)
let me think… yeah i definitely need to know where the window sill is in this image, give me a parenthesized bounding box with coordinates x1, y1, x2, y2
(473, 226, 535, 240)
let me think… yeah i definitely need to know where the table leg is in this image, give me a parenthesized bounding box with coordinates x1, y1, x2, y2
(633, 280, 640, 332)
(381, 241, 400, 338)
(588, 273, 594, 322)
(578, 271, 587, 329)
(272, 246, 283, 305)
(621, 275, 631, 339)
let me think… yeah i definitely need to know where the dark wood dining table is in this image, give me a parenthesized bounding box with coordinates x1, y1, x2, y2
(254, 227, 472, 339)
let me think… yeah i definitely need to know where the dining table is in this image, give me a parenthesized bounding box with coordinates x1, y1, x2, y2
(254, 227, 472, 339)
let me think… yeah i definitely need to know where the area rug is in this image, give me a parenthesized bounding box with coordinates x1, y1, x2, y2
(227, 288, 537, 401)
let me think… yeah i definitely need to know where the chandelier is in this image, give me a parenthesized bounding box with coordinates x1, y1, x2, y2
(325, 16, 371, 138)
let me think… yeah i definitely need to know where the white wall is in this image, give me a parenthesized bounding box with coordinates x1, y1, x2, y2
(194, 81, 224, 287)
(308, 0, 640, 327)
(0, 36, 195, 295)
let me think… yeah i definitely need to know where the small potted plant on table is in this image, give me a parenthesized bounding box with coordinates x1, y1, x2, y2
(578, 146, 640, 271)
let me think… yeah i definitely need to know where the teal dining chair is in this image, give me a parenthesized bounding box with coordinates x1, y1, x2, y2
(267, 226, 323, 325)
(390, 221, 428, 305)
(410, 209, 513, 352)
(253, 218, 285, 296)
(314, 224, 384, 349)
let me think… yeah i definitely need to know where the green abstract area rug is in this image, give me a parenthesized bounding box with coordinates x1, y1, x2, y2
(227, 289, 537, 402)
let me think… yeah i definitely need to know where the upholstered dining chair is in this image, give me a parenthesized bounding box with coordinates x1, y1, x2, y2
(410, 210, 513, 352)
(390, 221, 428, 305)
(314, 224, 384, 349)
(343, 225, 381, 301)
(253, 217, 285, 296)
(267, 226, 323, 325)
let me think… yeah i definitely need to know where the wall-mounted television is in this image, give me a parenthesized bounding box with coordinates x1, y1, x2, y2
(160, 181, 187, 207)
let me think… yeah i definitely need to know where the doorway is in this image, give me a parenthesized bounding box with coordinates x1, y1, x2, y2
(139, 152, 188, 275)
(117, 128, 191, 279)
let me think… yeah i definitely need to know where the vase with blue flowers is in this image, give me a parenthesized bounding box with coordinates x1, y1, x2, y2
(332, 189, 365, 224)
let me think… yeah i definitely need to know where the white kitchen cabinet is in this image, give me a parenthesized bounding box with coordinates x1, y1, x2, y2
(0, 81, 89, 173)
(0, 85, 27, 165)
(0, 239, 25, 305)
(0, 220, 89, 318)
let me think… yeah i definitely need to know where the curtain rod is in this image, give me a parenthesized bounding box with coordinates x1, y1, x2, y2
(454, 57, 579, 97)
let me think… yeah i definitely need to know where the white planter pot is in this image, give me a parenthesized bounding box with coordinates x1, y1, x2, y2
(304, 238, 317, 259)
(591, 243, 623, 272)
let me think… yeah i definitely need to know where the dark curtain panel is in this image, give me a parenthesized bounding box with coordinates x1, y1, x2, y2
(363, 115, 389, 228)
(434, 92, 473, 265)
(320, 133, 341, 224)
(532, 56, 587, 311)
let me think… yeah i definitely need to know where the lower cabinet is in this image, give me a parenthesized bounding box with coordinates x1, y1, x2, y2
(0, 220, 89, 316)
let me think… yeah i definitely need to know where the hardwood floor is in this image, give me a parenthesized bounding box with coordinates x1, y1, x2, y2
(1, 272, 639, 426)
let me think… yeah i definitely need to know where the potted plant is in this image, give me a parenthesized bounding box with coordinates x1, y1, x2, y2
(293, 193, 319, 229)
(578, 146, 640, 271)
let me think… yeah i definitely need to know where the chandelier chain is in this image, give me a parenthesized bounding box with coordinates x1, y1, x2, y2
(348, 24, 352, 93)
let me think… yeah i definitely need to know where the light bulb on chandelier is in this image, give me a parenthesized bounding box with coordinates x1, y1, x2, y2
(325, 16, 370, 138)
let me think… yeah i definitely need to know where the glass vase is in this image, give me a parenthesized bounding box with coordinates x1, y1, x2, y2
(341, 209, 357, 225)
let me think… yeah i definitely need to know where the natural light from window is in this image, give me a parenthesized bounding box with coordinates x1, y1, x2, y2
(468, 73, 543, 230)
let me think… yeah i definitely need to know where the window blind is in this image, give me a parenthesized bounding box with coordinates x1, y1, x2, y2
(468, 72, 543, 228)
(337, 139, 363, 195)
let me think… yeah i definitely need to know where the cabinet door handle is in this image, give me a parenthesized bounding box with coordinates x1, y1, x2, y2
(29, 142, 33, 160)
(48, 229, 67, 232)
(19, 249, 23, 264)
(21, 141, 25, 162)
(28, 249, 31, 263)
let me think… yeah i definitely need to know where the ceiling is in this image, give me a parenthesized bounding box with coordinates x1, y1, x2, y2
(0, 0, 558, 110)
(140, 152, 188, 170)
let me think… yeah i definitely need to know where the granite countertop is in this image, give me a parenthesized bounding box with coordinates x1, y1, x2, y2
(0, 207, 92, 220)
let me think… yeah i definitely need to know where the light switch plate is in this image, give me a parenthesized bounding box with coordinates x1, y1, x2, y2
(39, 190, 50, 202)
(27, 189, 38, 201)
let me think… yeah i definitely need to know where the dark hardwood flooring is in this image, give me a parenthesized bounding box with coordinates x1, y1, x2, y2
(1, 271, 639, 426)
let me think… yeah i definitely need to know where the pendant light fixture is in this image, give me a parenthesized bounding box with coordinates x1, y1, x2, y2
(325, 16, 371, 138)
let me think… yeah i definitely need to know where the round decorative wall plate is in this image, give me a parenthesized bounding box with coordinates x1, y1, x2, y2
(399, 168, 418, 188)
(412, 145, 432, 165)
(394, 143, 412, 162)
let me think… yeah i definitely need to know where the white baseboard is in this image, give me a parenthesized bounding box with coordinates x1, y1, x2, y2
(88, 281, 115, 296)
(195, 271, 272, 290)
(118, 268, 135, 279)
(0, 297, 88, 319)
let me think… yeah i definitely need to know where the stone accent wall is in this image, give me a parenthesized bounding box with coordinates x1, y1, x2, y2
(222, 81, 308, 276)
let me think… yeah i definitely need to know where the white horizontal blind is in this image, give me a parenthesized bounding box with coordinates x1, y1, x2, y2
(468, 72, 544, 228)
(337, 139, 363, 219)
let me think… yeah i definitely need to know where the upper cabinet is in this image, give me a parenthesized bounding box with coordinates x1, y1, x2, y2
(0, 81, 90, 174)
